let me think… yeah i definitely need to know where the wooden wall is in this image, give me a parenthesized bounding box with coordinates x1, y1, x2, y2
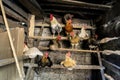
(0, 28, 24, 80)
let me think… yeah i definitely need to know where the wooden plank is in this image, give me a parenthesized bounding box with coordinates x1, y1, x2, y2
(97, 52, 105, 80)
(25, 59, 35, 80)
(46, 0, 112, 10)
(0, 5, 27, 22)
(28, 15, 35, 37)
(0, 28, 24, 80)
(3, 0, 28, 19)
(0, 56, 28, 67)
(104, 73, 114, 80)
(36, 46, 103, 53)
(0, 2, 24, 78)
(44, 9, 104, 16)
(35, 22, 95, 29)
(40, 3, 110, 11)
(0, 15, 23, 28)
(29, 36, 68, 40)
(24, 63, 104, 70)
(102, 59, 120, 76)
(18, 0, 42, 18)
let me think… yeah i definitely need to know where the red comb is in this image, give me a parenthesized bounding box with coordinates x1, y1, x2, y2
(66, 52, 71, 57)
(57, 35, 61, 41)
(50, 14, 53, 21)
(70, 31, 74, 36)
(45, 52, 49, 57)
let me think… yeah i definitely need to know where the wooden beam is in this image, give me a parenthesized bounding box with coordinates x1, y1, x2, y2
(0, 15, 23, 27)
(38, 46, 103, 53)
(18, 0, 42, 18)
(35, 21, 95, 29)
(44, 9, 103, 16)
(102, 59, 120, 76)
(28, 15, 35, 37)
(3, 0, 28, 19)
(40, 3, 109, 11)
(29, 36, 68, 40)
(0, 5, 27, 22)
(45, 0, 112, 10)
(104, 73, 114, 80)
(0, 1, 24, 79)
(0, 56, 28, 67)
(24, 63, 104, 70)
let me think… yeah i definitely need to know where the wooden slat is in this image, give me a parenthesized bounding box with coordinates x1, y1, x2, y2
(35, 22, 95, 29)
(0, 56, 28, 67)
(102, 59, 120, 76)
(46, 0, 112, 10)
(0, 15, 23, 27)
(0, 5, 27, 22)
(29, 36, 68, 40)
(28, 15, 35, 37)
(3, 0, 28, 19)
(24, 63, 104, 70)
(38, 46, 103, 53)
(18, 0, 42, 18)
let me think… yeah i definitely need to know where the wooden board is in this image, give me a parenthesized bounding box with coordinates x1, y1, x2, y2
(0, 28, 24, 80)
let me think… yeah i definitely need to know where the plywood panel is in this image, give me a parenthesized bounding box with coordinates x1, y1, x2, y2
(0, 28, 24, 80)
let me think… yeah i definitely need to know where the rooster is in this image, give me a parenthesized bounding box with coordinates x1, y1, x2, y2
(79, 25, 89, 40)
(50, 14, 62, 37)
(50, 35, 62, 50)
(64, 14, 73, 35)
(69, 31, 80, 49)
(35, 52, 53, 68)
(61, 52, 76, 70)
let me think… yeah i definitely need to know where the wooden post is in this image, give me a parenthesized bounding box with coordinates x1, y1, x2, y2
(28, 15, 35, 37)
(97, 50, 106, 80)
(0, 0, 23, 80)
(28, 15, 35, 47)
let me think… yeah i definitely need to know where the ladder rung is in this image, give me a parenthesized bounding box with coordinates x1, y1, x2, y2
(38, 46, 102, 53)
(35, 22, 95, 29)
(24, 63, 104, 70)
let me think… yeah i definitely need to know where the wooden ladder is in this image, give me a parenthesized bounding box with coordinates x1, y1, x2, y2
(25, 15, 106, 80)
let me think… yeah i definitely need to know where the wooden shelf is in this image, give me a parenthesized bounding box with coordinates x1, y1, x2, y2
(38, 46, 102, 53)
(24, 63, 104, 70)
(35, 22, 95, 30)
(29, 36, 68, 40)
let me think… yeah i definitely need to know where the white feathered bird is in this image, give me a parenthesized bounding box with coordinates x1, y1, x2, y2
(24, 47, 43, 58)
(50, 14, 62, 36)
(79, 26, 89, 39)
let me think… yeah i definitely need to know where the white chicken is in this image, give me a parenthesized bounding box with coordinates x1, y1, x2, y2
(50, 14, 62, 37)
(79, 25, 89, 40)
(24, 47, 43, 58)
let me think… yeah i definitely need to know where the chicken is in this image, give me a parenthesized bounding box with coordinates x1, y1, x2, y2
(69, 32, 80, 49)
(61, 52, 76, 70)
(88, 35, 99, 50)
(50, 35, 62, 50)
(79, 25, 89, 40)
(50, 14, 62, 37)
(36, 52, 53, 68)
(24, 47, 43, 58)
(64, 14, 73, 35)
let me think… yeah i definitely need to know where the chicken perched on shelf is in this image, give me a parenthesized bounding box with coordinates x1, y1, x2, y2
(64, 14, 73, 35)
(50, 35, 62, 50)
(50, 14, 62, 37)
(35, 52, 53, 68)
(69, 31, 80, 49)
(61, 52, 76, 70)
(79, 25, 89, 40)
